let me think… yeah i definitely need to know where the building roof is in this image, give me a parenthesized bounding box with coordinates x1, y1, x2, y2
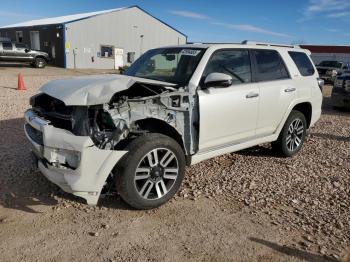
(300, 45, 350, 54)
(0, 7, 125, 29)
(0, 6, 187, 37)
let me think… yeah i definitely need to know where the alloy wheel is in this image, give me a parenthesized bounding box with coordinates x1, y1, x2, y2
(286, 118, 304, 152)
(134, 148, 179, 200)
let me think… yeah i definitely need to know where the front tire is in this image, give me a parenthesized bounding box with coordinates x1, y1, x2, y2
(272, 110, 307, 157)
(115, 133, 186, 210)
(34, 57, 47, 68)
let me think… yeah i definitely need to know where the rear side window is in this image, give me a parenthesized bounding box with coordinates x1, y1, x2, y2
(2, 42, 13, 50)
(15, 43, 27, 49)
(203, 49, 252, 85)
(253, 50, 289, 81)
(288, 51, 315, 76)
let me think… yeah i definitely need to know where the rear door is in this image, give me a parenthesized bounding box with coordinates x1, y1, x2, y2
(252, 49, 296, 137)
(198, 49, 259, 151)
(1, 42, 16, 61)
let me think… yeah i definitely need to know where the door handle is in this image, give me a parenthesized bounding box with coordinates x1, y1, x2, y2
(246, 93, 259, 99)
(284, 87, 296, 93)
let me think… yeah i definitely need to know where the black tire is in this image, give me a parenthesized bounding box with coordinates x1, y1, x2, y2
(115, 133, 186, 210)
(272, 110, 307, 157)
(34, 57, 47, 68)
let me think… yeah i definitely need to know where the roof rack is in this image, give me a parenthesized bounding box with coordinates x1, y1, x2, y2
(241, 40, 300, 49)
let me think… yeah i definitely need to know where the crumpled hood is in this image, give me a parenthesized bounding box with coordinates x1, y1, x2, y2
(40, 74, 175, 106)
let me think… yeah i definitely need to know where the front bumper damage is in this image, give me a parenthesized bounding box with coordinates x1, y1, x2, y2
(24, 109, 127, 205)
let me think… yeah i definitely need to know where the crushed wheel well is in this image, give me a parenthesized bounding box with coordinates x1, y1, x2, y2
(292, 102, 312, 128)
(135, 118, 185, 152)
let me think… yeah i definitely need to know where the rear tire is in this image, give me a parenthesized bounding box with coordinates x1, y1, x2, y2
(34, 57, 46, 68)
(115, 133, 186, 210)
(272, 110, 307, 157)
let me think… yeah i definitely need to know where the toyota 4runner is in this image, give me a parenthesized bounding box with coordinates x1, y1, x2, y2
(24, 41, 323, 209)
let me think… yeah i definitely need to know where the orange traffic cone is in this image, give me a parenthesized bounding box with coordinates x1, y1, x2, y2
(17, 73, 26, 91)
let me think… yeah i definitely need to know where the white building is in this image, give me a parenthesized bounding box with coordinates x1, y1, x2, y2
(0, 6, 187, 69)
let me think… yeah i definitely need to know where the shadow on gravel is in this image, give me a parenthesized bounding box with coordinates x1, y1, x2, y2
(311, 132, 350, 142)
(249, 238, 337, 262)
(237, 145, 278, 158)
(0, 118, 59, 213)
(0, 194, 57, 214)
(0, 63, 31, 68)
(0, 86, 17, 90)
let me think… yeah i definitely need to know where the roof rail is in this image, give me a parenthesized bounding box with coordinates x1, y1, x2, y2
(241, 40, 300, 49)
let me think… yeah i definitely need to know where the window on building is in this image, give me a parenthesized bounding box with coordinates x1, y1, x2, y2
(289, 51, 315, 76)
(253, 50, 289, 81)
(16, 31, 23, 43)
(127, 52, 135, 63)
(100, 45, 114, 58)
(2, 42, 13, 50)
(202, 49, 252, 85)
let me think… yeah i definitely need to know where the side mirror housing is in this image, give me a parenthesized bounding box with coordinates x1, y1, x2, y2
(25, 48, 30, 53)
(204, 73, 233, 88)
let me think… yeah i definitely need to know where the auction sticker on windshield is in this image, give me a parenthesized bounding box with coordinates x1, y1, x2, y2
(180, 49, 201, 56)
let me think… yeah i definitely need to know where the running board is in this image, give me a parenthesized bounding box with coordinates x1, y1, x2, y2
(190, 134, 277, 165)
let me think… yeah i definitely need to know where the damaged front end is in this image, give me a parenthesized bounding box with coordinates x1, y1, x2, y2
(25, 77, 196, 205)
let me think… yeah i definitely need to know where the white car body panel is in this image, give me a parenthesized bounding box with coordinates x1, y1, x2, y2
(256, 79, 297, 136)
(40, 74, 176, 106)
(198, 82, 259, 151)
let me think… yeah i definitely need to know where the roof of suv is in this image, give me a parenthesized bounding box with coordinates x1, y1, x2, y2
(163, 41, 309, 53)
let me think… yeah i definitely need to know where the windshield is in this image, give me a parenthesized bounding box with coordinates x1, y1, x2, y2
(318, 61, 342, 68)
(124, 47, 205, 86)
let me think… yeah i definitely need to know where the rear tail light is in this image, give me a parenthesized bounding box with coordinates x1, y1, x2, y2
(317, 78, 324, 91)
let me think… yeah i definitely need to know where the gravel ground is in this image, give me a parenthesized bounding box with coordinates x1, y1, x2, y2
(0, 66, 349, 261)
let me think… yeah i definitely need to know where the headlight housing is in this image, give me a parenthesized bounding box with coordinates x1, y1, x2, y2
(46, 148, 81, 169)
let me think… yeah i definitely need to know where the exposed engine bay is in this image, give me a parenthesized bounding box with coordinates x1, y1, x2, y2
(30, 81, 198, 156)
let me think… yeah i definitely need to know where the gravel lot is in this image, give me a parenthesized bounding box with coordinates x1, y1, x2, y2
(0, 66, 349, 261)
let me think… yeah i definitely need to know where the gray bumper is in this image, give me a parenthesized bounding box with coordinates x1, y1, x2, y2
(24, 109, 127, 205)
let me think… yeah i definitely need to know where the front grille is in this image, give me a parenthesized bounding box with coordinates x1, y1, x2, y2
(32, 93, 73, 131)
(25, 124, 43, 145)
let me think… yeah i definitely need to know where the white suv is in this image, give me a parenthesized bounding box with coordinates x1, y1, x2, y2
(24, 41, 323, 209)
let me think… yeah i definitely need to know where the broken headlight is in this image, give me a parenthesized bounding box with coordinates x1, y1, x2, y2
(47, 148, 81, 169)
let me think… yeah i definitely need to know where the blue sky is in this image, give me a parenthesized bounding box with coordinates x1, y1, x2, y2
(0, 0, 349, 45)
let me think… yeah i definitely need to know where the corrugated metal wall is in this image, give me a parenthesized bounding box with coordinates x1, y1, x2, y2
(310, 53, 350, 65)
(65, 7, 187, 69)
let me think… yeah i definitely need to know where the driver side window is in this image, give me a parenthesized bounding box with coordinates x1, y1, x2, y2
(203, 49, 252, 85)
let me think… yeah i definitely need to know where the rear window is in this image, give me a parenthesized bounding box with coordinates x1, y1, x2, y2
(15, 43, 27, 49)
(2, 42, 12, 50)
(253, 50, 289, 81)
(289, 51, 315, 76)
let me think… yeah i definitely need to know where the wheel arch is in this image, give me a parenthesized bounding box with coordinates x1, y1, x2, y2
(35, 55, 48, 62)
(135, 118, 186, 153)
(292, 102, 312, 128)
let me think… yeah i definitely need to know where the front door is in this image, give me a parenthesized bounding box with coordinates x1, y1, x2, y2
(198, 49, 259, 151)
(14, 43, 32, 62)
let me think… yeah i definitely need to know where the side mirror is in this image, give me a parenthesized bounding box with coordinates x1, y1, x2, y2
(25, 48, 30, 53)
(204, 73, 232, 88)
